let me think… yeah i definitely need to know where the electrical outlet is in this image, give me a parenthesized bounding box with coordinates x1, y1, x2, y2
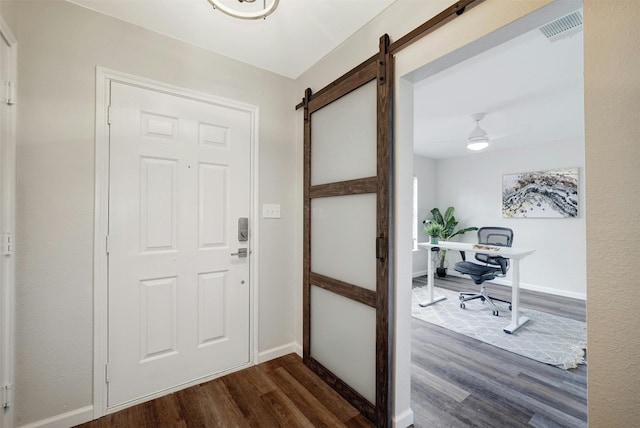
(262, 204, 281, 219)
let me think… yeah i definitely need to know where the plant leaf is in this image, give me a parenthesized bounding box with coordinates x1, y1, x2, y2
(449, 226, 479, 239)
(443, 206, 455, 223)
(427, 206, 478, 266)
(430, 208, 444, 225)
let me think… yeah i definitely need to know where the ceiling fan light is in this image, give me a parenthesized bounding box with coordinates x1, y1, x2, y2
(208, 0, 279, 20)
(467, 139, 489, 151)
(466, 113, 489, 151)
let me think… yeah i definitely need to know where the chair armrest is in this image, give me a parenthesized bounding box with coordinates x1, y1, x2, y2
(495, 257, 508, 275)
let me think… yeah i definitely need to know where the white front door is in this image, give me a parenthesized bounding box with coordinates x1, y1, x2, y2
(107, 82, 251, 407)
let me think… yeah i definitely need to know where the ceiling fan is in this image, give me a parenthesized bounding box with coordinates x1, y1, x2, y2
(466, 113, 490, 151)
(416, 111, 529, 159)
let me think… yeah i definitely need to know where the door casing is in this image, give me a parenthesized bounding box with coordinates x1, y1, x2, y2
(92, 68, 260, 417)
(0, 13, 16, 428)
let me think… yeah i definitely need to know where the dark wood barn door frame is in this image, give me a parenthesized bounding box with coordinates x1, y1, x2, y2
(297, 2, 481, 426)
(301, 35, 393, 426)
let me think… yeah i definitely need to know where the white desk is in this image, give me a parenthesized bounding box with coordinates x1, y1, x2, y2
(418, 241, 535, 334)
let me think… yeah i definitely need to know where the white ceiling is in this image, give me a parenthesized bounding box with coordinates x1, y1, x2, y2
(67, 0, 583, 157)
(413, 17, 584, 159)
(67, 0, 397, 79)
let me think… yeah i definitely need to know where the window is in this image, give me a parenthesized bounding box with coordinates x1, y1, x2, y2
(412, 176, 418, 250)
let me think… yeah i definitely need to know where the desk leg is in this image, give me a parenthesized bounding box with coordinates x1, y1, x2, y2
(419, 249, 446, 307)
(503, 259, 530, 334)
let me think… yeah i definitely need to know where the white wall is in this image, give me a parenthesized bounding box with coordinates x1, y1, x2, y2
(11, 1, 297, 425)
(423, 138, 586, 298)
(412, 155, 437, 276)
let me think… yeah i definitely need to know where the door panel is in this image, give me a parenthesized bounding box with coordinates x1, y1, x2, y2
(197, 272, 227, 345)
(311, 80, 377, 186)
(198, 163, 227, 248)
(108, 82, 250, 407)
(139, 276, 177, 361)
(311, 194, 377, 291)
(310, 286, 376, 403)
(140, 157, 177, 252)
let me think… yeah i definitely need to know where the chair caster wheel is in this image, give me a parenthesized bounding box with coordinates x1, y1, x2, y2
(492, 310, 499, 316)
(460, 303, 465, 309)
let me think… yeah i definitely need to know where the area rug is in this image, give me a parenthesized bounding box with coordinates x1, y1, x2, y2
(412, 286, 587, 369)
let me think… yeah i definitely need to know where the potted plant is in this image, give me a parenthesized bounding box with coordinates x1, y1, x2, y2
(423, 206, 478, 277)
(424, 223, 443, 244)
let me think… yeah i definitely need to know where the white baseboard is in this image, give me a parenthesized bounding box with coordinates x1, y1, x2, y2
(493, 278, 586, 300)
(294, 342, 302, 357)
(412, 270, 427, 278)
(414, 270, 586, 301)
(257, 342, 298, 363)
(393, 408, 414, 428)
(19, 405, 93, 428)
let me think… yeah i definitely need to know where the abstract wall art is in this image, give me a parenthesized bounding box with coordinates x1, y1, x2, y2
(502, 168, 579, 218)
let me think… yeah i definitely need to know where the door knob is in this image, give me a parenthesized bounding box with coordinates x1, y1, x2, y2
(231, 248, 248, 258)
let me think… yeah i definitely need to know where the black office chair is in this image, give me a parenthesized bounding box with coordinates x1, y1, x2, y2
(454, 227, 513, 316)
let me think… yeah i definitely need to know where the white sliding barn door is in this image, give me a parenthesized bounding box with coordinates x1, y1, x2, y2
(107, 82, 251, 408)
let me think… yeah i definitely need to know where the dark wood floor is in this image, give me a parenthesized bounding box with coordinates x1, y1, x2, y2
(76, 353, 373, 428)
(77, 276, 586, 428)
(411, 275, 587, 428)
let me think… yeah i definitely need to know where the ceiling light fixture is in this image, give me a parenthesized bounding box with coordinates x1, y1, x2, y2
(207, 0, 279, 20)
(466, 113, 490, 151)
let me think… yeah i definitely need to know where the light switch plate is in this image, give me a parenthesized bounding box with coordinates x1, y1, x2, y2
(262, 203, 281, 219)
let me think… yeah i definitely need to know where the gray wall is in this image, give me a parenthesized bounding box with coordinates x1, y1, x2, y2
(11, 0, 297, 424)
